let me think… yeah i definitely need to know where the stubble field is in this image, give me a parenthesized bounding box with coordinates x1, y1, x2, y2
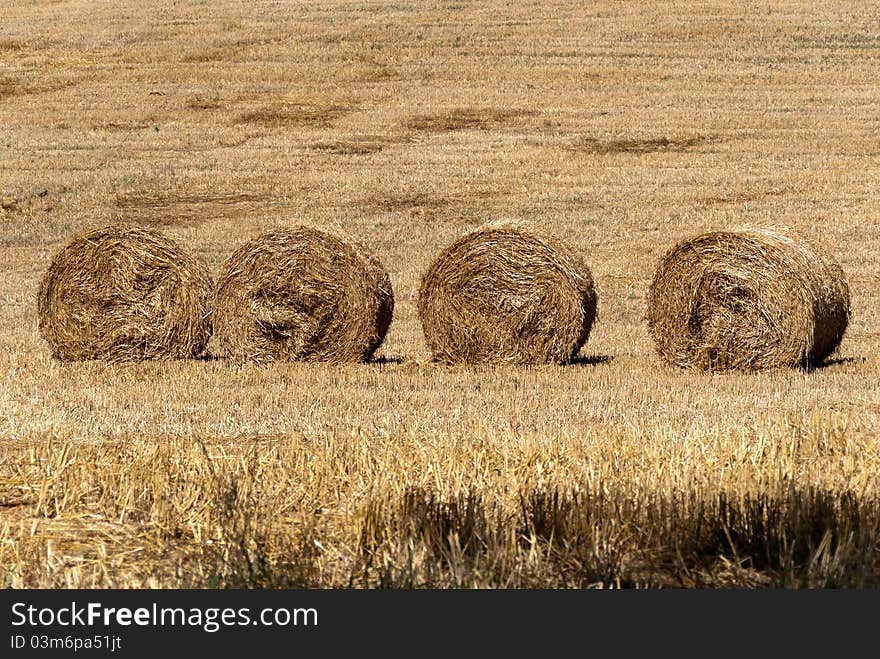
(1, 0, 879, 588)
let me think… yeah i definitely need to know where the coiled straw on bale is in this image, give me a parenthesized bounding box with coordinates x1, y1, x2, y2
(647, 227, 850, 371)
(418, 221, 597, 365)
(211, 226, 394, 362)
(37, 223, 213, 362)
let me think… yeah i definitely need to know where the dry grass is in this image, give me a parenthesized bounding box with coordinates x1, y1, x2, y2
(361, 192, 460, 213)
(647, 228, 850, 371)
(114, 191, 272, 228)
(0, 196, 17, 217)
(1, 0, 879, 588)
(309, 136, 403, 155)
(233, 104, 352, 129)
(0, 74, 76, 101)
(2, 417, 878, 588)
(185, 97, 224, 111)
(568, 135, 718, 155)
(405, 108, 534, 133)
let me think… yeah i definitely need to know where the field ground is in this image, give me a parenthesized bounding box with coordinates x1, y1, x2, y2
(1, 0, 879, 587)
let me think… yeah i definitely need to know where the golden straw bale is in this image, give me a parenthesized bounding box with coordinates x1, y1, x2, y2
(418, 221, 597, 365)
(211, 226, 393, 362)
(37, 223, 213, 362)
(647, 227, 850, 371)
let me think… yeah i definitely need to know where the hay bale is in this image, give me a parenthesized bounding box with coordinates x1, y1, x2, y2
(211, 226, 393, 362)
(38, 223, 213, 362)
(418, 221, 597, 365)
(647, 227, 850, 371)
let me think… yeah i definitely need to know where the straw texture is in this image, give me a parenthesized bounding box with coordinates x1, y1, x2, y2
(418, 221, 597, 365)
(211, 226, 393, 362)
(647, 227, 850, 371)
(37, 223, 213, 362)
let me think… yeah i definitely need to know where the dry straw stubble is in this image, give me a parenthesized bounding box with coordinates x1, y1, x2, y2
(211, 226, 394, 362)
(647, 227, 850, 371)
(37, 223, 213, 362)
(418, 221, 597, 365)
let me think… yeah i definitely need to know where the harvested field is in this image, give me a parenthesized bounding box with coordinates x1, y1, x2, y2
(309, 136, 402, 155)
(1, 0, 879, 589)
(404, 108, 535, 133)
(568, 135, 718, 155)
(114, 191, 273, 228)
(233, 103, 352, 129)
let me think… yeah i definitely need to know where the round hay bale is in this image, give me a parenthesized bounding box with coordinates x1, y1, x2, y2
(646, 227, 850, 371)
(418, 221, 597, 365)
(211, 226, 394, 362)
(37, 223, 213, 362)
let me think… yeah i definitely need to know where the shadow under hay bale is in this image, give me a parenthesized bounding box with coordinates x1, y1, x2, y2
(211, 226, 393, 363)
(647, 227, 850, 371)
(37, 223, 213, 362)
(418, 221, 597, 365)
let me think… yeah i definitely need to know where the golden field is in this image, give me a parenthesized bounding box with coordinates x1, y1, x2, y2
(1, 0, 879, 587)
